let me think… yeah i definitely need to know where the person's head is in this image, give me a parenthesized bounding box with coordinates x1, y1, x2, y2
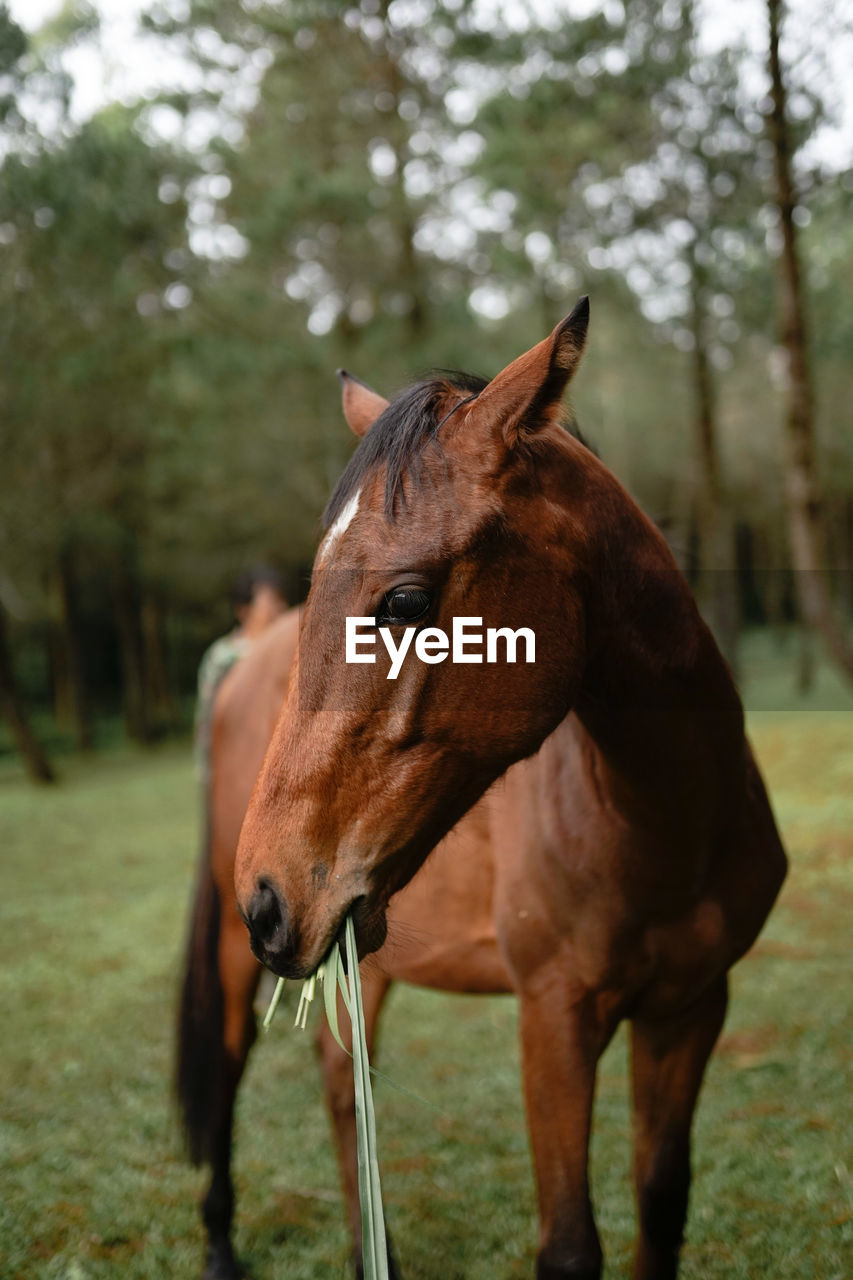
(230, 566, 288, 635)
(229, 570, 257, 625)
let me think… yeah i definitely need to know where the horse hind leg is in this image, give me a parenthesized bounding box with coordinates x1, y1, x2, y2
(200, 906, 261, 1280)
(629, 975, 729, 1280)
(316, 967, 401, 1279)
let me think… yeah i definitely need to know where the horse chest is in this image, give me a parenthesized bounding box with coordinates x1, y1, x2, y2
(487, 743, 723, 999)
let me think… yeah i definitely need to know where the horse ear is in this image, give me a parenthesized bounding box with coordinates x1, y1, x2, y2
(471, 297, 589, 445)
(337, 370, 390, 439)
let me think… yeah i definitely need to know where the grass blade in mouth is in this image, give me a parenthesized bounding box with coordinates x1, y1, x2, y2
(262, 976, 286, 1030)
(344, 914, 388, 1280)
(322, 941, 350, 1052)
(261, 920, 389, 1280)
(294, 972, 317, 1029)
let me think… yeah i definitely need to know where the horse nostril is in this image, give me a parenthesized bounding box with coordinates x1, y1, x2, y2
(247, 878, 287, 948)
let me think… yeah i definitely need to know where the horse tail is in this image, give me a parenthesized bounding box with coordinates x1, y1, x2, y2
(175, 805, 224, 1166)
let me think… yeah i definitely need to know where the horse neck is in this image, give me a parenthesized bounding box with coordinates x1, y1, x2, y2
(549, 442, 744, 802)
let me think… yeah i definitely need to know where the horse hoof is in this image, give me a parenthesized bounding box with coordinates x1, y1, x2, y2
(201, 1242, 244, 1280)
(201, 1263, 243, 1280)
(537, 1264, 601, 1280)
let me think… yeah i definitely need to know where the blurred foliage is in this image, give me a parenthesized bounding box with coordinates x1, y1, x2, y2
(0, 0, 851, 748)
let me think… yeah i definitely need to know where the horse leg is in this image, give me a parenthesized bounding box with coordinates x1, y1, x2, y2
(629, 976, 729, 1280)
(518, 978, 619, 1280)
(201, 908, 261, 1280)
(316, 968, 400, 1279)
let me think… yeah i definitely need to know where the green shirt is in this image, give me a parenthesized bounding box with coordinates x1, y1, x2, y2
(194, 630, 252, 780)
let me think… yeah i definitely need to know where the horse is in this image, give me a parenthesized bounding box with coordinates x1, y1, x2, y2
(234, 297, 788, 1280)
(177, 607, 512, 1279)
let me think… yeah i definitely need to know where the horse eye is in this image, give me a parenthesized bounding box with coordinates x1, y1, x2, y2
(379, 587, 432, 624)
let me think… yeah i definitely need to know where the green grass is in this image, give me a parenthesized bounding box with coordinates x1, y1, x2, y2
(1, 706, 852, 1280)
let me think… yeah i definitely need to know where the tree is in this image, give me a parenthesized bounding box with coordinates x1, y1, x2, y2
(0, 101, 196, 741)
(461, 3, 744, 613)
(585, 26, 770, 668)
(766, 0, 853, 680)
(0, 600, 55, 782)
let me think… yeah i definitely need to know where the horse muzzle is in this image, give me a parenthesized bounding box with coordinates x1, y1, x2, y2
(242, 879, 388, 979)
(242, 877, 303, 977)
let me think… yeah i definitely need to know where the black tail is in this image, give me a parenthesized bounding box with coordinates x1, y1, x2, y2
(175, 815, 225, 1166)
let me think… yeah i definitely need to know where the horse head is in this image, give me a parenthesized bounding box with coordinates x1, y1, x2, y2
(235, 300, 596, 977)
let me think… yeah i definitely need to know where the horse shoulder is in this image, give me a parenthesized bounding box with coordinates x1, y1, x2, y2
(379, 796, 513, 994)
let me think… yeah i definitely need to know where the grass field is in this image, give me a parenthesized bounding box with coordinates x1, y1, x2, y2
(1, 703, 852, 1278)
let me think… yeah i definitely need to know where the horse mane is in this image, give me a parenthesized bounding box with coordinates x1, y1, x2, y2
(323, 369, 598, 530)
(323, 372, 487, 528)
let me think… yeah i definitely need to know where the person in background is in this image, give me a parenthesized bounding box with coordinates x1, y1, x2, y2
(194, 566, 288, 779)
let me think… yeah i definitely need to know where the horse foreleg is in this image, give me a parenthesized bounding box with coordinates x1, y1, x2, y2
(316, 967, 400, 1279)
(629, 976, 728, 1280)
(519, 976, 620, 1280)
(201, 909, 261, 1280)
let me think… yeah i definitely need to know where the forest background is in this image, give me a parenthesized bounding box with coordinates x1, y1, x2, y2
(1, 0, 852, 776)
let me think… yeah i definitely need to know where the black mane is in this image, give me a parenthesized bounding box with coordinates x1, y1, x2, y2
(322, 369, 597, 530)
(323, 373, 487, 528)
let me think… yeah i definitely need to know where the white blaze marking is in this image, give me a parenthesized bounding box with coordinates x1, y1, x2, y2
(318, 489, 360, 565)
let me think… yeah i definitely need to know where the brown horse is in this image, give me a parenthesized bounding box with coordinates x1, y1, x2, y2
(234, 298, 788, 1280)
(177, 606, 510, 1278)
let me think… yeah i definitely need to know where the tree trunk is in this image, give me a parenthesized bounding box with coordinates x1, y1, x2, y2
(688, 246, 739, 674)
(50, 608, 73, 733)
(111, 557, 151, 743)
(55, 547, 94, 750)
(141, 592, 178, 726)
(766, 0, 853, 680)
(0, 603, 55, 784)
(797, 624, 815, 694)
(380, 0, 427, 343)
(836, 492, 853, 620)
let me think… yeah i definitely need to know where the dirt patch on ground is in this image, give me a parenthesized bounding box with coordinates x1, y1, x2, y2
(89, 1233, 146, 1261)
(717, 1025, 780, 1068)
(781, 890, 822, 919)
(726, 1100, 786, 1120)
(806, 833, 853, 870)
